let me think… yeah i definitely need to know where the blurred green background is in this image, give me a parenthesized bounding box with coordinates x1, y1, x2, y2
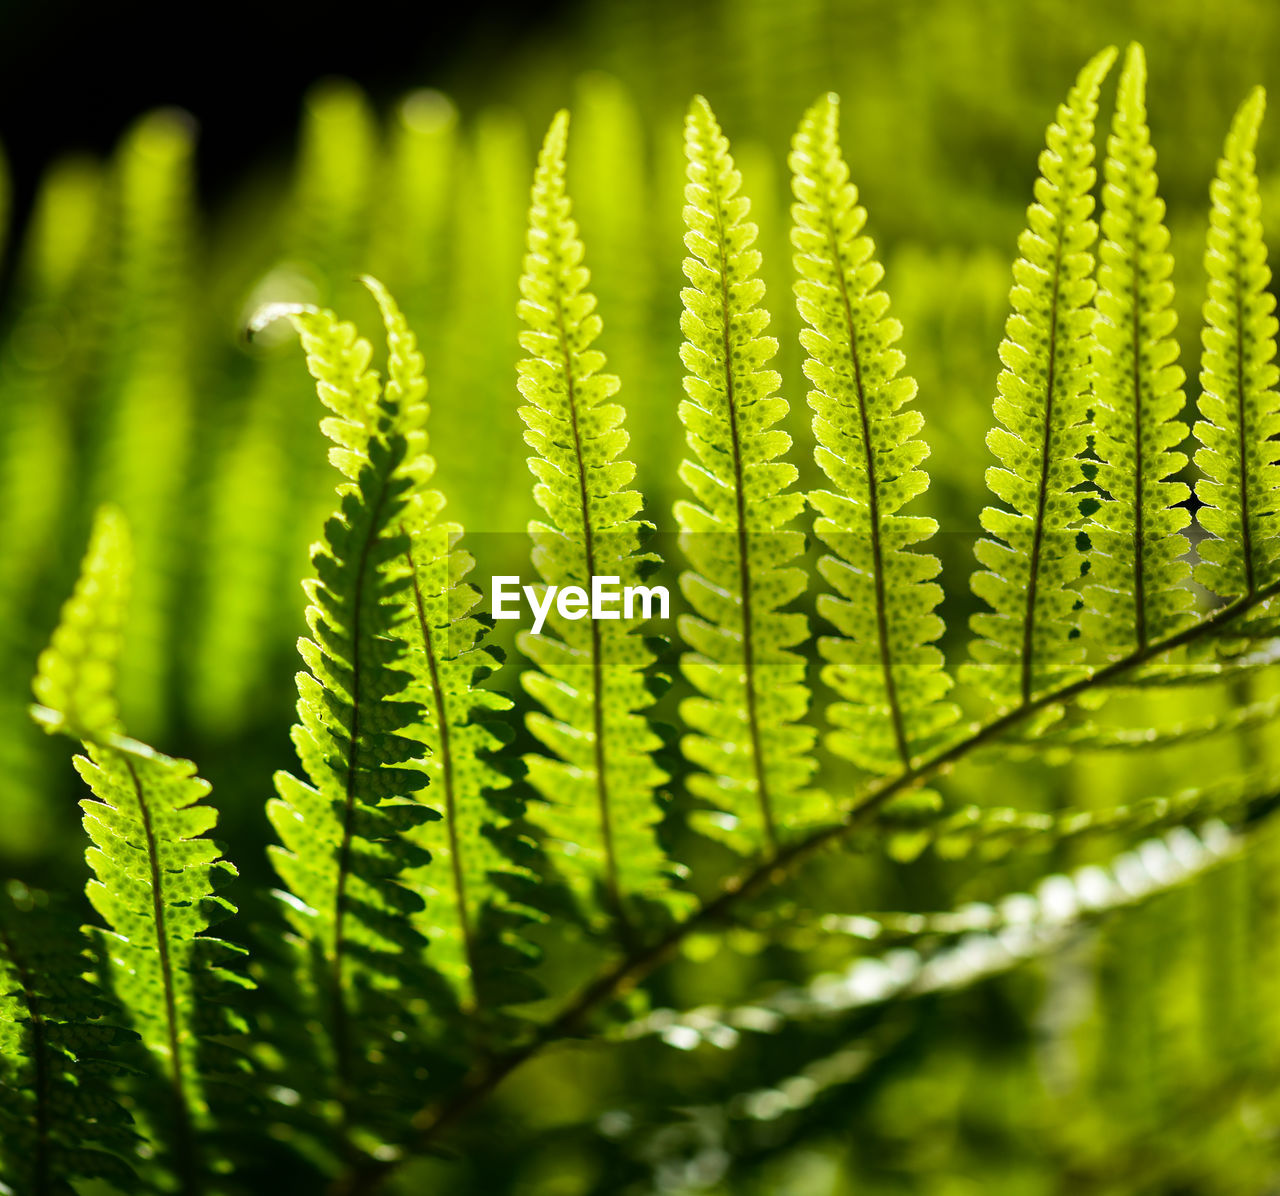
(5, 0, 1280, 1191)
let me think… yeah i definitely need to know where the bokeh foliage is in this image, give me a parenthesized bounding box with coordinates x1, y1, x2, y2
(4, 1, 1280, 1193)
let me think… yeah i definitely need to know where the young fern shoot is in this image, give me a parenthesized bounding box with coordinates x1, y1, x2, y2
(516, 111, 673, 932)
(1195, 86, 1280, 601)
(31, 506, 246, 1195)
(790, 93, 956, 775)
(968, 47, 1115, 706)
(1085, 43, 1194, 653)
(675, 96, 816, 857)
(362, 278, 539, 1016)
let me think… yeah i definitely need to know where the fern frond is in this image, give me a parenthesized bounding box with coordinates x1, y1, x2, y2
(93, 110, 197, 740)
(1194, 86, 1280, 599)
(967, 47, 1116, 706)
(31, 506, 247, 1192)
(1085, 44, 1194, 652)
(625, 822, 1235, 1048)
(257, 297, 439, 1135)
(790, 93, 957, 774)
(673, 95, 817, 857)
(516, 110, 674, 931)
(0, 883, 137, 1196)
(361, 277, 540, 1014)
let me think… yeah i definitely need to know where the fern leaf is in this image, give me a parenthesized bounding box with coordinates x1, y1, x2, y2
(1084, 44, 1194, 652)
(516, 110, 673, 931)
(0, 883, 137, 1196)
(1194, 86, 1280, 599)
(790, 93, 957, 774)
(674, 95, 817, 856)
(257, 297, 439, 1132)
(967, 48, 1116, 706)
(30, 506, 247, 1192)
(362, 277, 540, 1013)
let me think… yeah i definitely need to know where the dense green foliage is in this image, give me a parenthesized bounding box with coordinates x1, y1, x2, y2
(6, 4, 1280, 1194)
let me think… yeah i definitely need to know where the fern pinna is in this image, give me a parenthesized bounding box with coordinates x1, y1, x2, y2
(30, 506, 246, 1194)
(516, 110, 673, 932)
(10, 38, 1280, 1196)
(1195, 85, 1280, 601)
(675, 96, 816, 856)
(1084, 43, 1193, 653)
(790, 93, 956, 774)
(967, 47, 1114, 706)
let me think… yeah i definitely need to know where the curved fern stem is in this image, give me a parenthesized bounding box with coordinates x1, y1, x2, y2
(1195, 86, 1280, 600)
(968, 47, 1116, 707)
(790, 93, 957, 774)
(1085, 43, 1193, 653)
(676, 96, 816, 856)
(338, 559, 1280, 1196)
(517, 111, 673, 932)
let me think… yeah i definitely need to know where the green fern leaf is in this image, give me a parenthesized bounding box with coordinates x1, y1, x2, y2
(256, 297, 439, 1132)
(516, 110, 674, 931)
(361, 277, 540, 1013)
(30, 506, 247, 1192)
(790, 93, 957, 774)
(1194, 86, 1280, 600)
(1084, 43, 1194, 652)
(674, 95, 817, 856)
(0, 883, 138, 1196)
(967, 47, 1116, 706)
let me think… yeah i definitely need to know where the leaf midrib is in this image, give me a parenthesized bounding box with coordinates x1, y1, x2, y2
(124, 754, 198, 1195)
(330, 460, 397, 1106)
(545, 223, 628, 938)
(404, 539, 481, 1007)
(701, 134, 779, 852)
(817, 165, 911, 767)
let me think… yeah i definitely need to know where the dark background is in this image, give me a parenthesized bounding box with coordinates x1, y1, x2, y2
(0, 0, 571, 230)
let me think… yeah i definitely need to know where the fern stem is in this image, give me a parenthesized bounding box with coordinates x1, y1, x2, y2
(1234, 261, 1256, 596)
(0, 919, 50, 1196)
(1021, 217, 1068, 705)
(707, 141, 778, 851)
(826, 221, 910, 766)
(404, 540, 480, 1006)
(330, 464, 396, 1121)
(125, 754, 199, 1196)
(339, 574, 1280, 1194)
(550, 264, 631, 940)
(1130, 247, 1149, 648)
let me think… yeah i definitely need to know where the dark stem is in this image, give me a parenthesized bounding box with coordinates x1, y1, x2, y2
(706, 144, 778, 852)
(1232, 246, 1256, 596)
(1128, 181, 1149, 649)
(549, 242, 630, 945)
(334, 572, 1280, 1196)
(1021, 186, 1070, 706)
(824, 208, 910, 766)
(330, 464, 396, 1130)
(404, 539, 481, 1006)
(124, 755, 200, 1195)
